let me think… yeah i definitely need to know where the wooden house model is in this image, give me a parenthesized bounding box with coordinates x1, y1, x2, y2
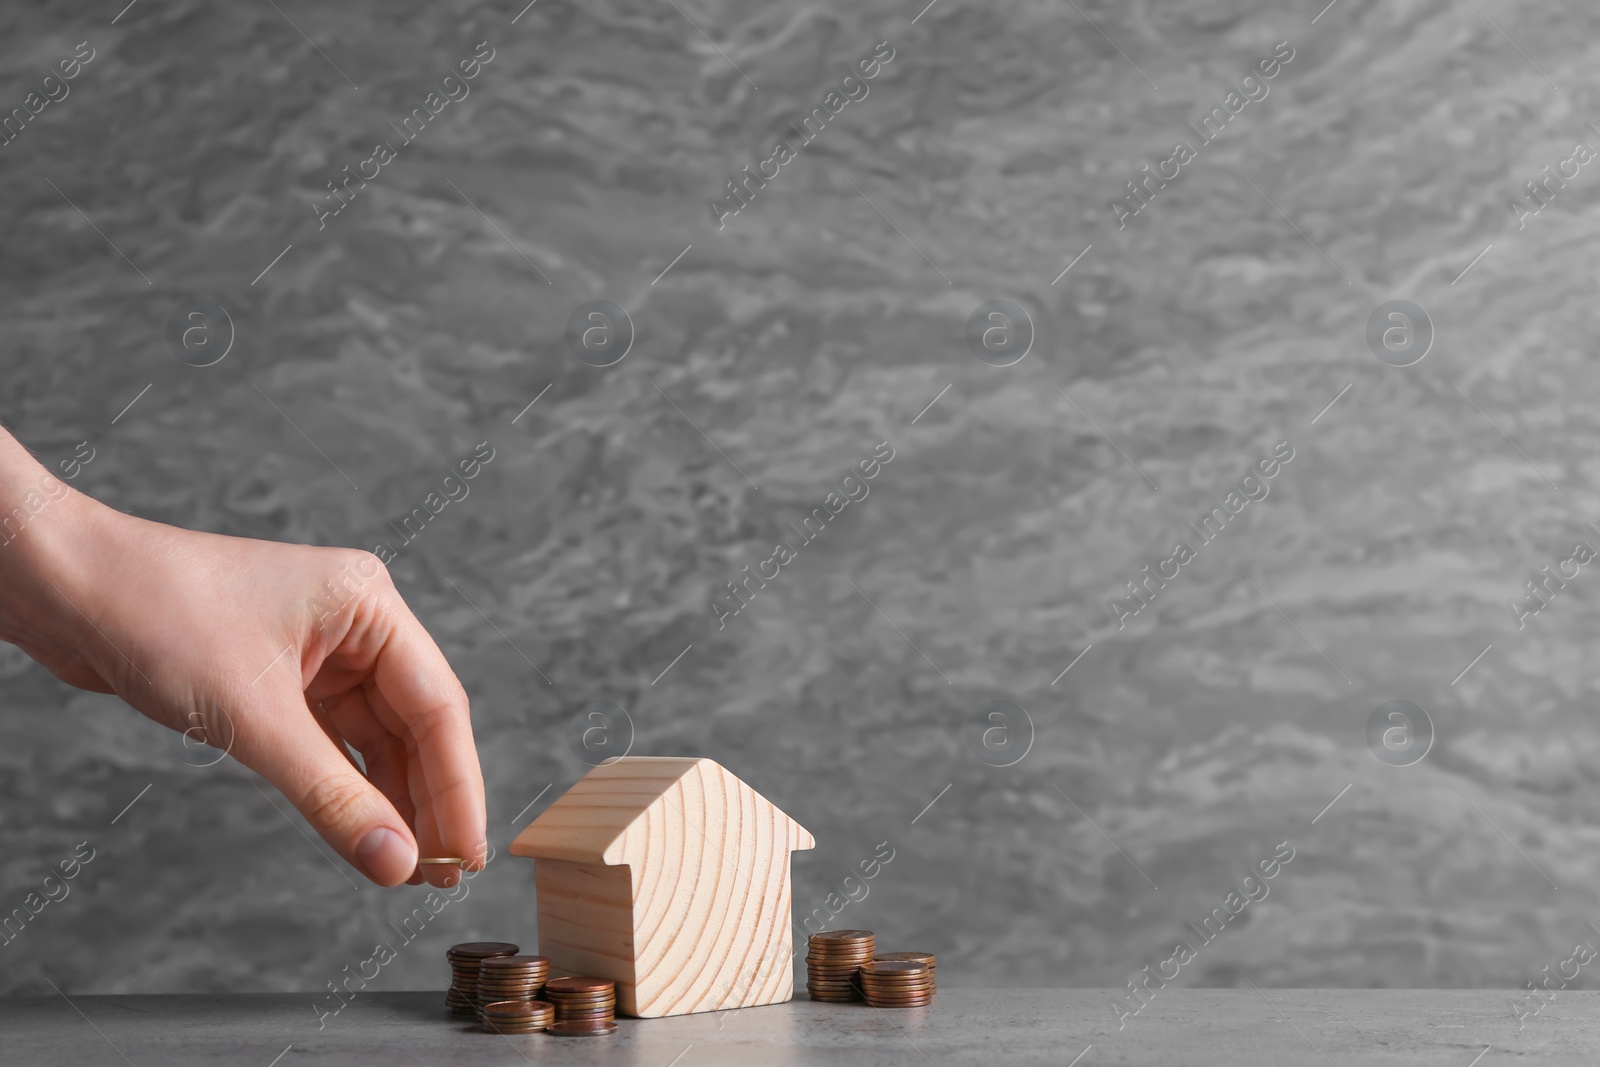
(510, 756, 816, 1017)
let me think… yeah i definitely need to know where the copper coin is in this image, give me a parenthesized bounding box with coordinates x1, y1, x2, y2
(811, 930, 874, 943)
(546, 976, 615, 994)
(865, 990, 934, 1000)
(547, 1021, 619, 1036)
(482, 999, 550, 1013)
(448, 942, 521, 959)
(861, 979, 933, 989)
(482, 955, 550, 970)
(862, 961, 926, 976)
(874, 952, 936, 967)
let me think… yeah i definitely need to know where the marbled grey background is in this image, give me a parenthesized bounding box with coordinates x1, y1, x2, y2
(1, 0, 1596, 1007)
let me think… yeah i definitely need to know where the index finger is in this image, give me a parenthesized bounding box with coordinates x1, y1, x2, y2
(368, 597, 488, 877)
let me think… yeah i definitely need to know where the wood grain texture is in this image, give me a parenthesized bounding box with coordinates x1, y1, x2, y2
(510, 757, 815, 1017)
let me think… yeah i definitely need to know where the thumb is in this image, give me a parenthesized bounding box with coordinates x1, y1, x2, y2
(237, 683, 419, 887)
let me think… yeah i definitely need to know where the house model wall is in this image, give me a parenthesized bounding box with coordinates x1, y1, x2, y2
(510, 756, 816, 1017)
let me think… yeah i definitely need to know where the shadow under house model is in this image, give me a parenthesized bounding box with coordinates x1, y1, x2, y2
(510, 756, 817, 1018)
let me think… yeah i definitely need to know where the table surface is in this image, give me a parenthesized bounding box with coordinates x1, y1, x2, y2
(3, 989, 1590, 1066)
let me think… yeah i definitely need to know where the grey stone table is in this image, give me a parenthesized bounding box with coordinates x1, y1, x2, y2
(3, 989, 1592, 1066)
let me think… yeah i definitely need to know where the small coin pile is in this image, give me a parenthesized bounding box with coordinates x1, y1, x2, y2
(544, 976, 619, 1036)
(873, 951, 936, 995)
(446, 946, 620, 1038)
(445, 942, 520, 1016)
(806, 930, 876, 1002)
(475, 955, 551, 1015)
(859, 961, 933, 1008)
(806, 933, 938, 1009)
(480, 999, 555, 1035)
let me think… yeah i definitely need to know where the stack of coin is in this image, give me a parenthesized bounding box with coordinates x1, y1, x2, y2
(479, 999, 555, 1035)
(858, 960, 933, 1008)
(806, 930, 875, 1002)
(445, 942, 519, 1016)
(874, 951, 936, 996)
(544, 976, 618, 1036)
(474, 955, 551, 1015)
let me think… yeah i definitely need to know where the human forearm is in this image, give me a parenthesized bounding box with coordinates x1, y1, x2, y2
(0, 425, 115, 675)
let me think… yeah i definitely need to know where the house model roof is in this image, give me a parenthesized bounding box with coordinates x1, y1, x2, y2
(509, 756, 815, 866)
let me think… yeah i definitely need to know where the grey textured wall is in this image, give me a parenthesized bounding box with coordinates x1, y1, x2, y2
(1, 0, 1596, 1007)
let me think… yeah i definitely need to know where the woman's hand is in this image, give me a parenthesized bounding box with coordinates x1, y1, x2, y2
(0, 433, 485, 888)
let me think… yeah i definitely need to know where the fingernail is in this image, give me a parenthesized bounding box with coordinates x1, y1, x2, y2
(355, 826, 413, 885)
